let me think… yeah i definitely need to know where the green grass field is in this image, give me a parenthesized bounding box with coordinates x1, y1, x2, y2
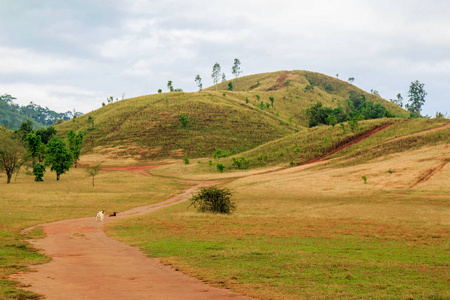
(0, 168, 191, 299)
(1, 71, 449, 299)
(107, 150, 450, 299)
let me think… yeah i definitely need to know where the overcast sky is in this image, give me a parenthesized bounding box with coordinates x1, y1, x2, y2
(1, 0, 449, 117)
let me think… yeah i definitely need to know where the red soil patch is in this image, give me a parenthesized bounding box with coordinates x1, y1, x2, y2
(303, 123, 393, 165)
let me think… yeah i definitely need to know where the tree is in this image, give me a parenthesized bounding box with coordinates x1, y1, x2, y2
(85, 164, 101, 186)
(211, 63, 221, 90)
(35, 126, 56, 144)
(348, 77, 355, 84)
(87, 116, 94, 130)
(33, 163, 45, 181)
(0, 129, 27, 183)
(231, 58, 242, 90)
(390, 93, 403, 108)
(406, 80, 427, 114)
(284, 79, 291, 91)
(45, 136, 73, 181)
(195, 74, 202, 91)
(67, 130, 84, 167)
(25, 132, 42, 167)
(179, 115, 190, 128)
(167, 80, 174, 92)
(221, 73, 226, 83)
(15, 120, 34, 140)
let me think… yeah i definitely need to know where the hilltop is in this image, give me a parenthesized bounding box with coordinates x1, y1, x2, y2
(55, 70, 410, 161)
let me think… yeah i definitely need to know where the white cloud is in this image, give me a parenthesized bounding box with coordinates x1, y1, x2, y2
(0, 83, 103, 113)
(0, 47, 80, 75)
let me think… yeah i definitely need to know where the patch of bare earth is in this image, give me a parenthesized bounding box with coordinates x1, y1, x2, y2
(12, 177, 254, 300)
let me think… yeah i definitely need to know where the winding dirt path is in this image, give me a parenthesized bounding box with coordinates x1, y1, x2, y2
(12, 182, 255, 300)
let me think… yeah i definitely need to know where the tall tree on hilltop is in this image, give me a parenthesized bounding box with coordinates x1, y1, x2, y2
(167, 80, 174, 92)
(406, 80, 427, 115)
(232, 58, 242, 90)
(211, 63, 221, 90)
(195, 75, 202, 91)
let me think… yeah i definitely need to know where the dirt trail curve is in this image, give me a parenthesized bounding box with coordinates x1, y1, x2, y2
(12, 182, 255, 300)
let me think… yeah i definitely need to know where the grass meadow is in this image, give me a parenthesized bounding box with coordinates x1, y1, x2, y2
(0, 167, 191, 299)
(1, 114, 449, 299)
(107, 143, 450, 299)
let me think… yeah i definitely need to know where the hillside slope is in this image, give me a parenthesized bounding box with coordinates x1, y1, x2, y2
(56, 70, 409, 160)
(207, 70, 409, 125)
(57, 92, 296, 159)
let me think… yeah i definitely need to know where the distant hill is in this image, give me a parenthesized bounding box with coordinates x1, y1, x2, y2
(55, 70, 410, 160)
(0, 94, 77, 129)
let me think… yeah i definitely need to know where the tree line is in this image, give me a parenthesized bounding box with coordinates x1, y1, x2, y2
(306, 80, 429, 128)
(0, 94, 81, 130)
(0, 121, 84, 183)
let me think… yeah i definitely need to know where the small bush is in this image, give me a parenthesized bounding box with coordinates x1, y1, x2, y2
(189, 186, 235, 214)
(216, 163, 225, 172)
(182, 156, 190, 164)
(33, 163, 45, 181)
(362, 176, 367, 184)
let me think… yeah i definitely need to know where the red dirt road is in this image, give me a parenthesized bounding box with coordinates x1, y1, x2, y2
(12, 183, 255, 300)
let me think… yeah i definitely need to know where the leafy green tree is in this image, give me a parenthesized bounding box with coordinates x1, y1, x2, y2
(227, 81, 233, 91)
(85, 164, 101, 186)
(167, 80, 174, 92)
(67, 130, 84, 167)
(87, 116, 94, 130)
(326, 114, 338, 128)
(406, 80, 427, 114)
(35, 126, 56, 144)
(45, 136, 73, 181)
(25, 132, 42, 167)
(348, 77, 355, 84)
(231, 58, 242, 90)
(195, 74, 202, 91)
(269, 97, 274, 108)
(284, 79, 291, 91)
(179, 115, 190, 128)
(221, 73, 226, 83)
(211, 63, 221, 90)
(15, 120, 34, 140)
(0, 129, 27, 183)
(33, 163, 45, 181)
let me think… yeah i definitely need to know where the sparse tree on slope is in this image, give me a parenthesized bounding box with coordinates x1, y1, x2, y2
(195, 75, 202, 91)
(232, 58, 242, 90)
(85, 164, 101, 186)
(167, 80, 174, 92)
(211, 63, 221, 90)
(406, 80, 427, 114)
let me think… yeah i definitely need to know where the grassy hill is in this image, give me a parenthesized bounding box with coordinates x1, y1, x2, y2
(55, 70, 409, 161)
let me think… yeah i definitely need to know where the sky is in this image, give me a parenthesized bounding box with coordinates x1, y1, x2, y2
(0, 0, 449, 117)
